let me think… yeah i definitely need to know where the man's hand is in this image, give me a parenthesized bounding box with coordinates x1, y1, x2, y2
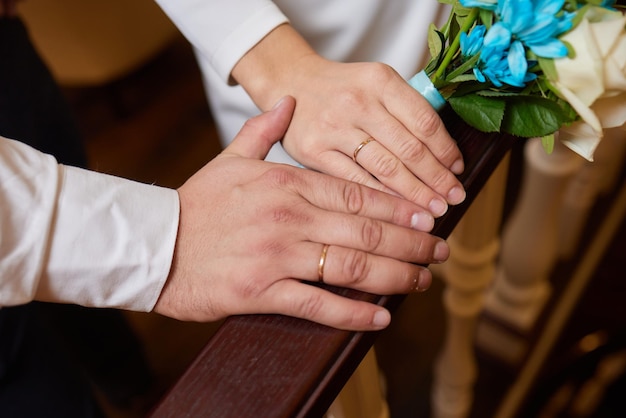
(154, 96, 450, 331)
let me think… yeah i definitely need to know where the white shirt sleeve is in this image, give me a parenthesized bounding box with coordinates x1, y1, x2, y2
(0, 136, 179, 312)
(154, 0, 288, 83)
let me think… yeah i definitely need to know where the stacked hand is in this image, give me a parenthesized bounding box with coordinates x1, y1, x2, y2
(232, 24, 466, 218)
(154, 97, 450, 331)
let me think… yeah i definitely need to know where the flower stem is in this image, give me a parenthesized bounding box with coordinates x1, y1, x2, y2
(433, 8, 480, 85)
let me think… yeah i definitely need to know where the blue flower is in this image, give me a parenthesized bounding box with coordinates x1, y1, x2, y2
(459, 0, 498, 10)
(460, 25, 487, 57)
(459, 0, 570, 86)
(496, 0, 574, 58)
(483, 22, 512, 50)
(474, 24, 537, 87)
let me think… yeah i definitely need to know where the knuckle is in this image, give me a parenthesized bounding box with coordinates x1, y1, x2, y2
(360, 218, 384, 251)
(338, 64, 395, 108)
(429, 169, 452, 191)
(262, 166, 299, 188)
(363, 62, 397, 85)
(413, 108, 442, 138)
(240, 117, 257, 133)
(371, 153, 402, 179)
(342, 182, 365, 214)
(441, 139, 461, 161)
(269, 205, 310, 224)
(398, 138, 427, 162)
(345, 310, 366, 329)
(337, 87, 368, 113)
(406, 186, 432, 207)
(341, 250, 370, 286)
(294, 292, 325, 319)
(412, 236, 435, 261)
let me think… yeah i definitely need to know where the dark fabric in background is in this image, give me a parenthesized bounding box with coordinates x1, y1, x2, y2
(0, 17, 153, 417)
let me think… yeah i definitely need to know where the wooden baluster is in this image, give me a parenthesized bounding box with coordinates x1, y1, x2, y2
(325, 348, 389, 418)
(431, 155, 510, 418)
(594, 128, 626, 196)
(479, 137, 584, 364)
(558, 127, 626, 259)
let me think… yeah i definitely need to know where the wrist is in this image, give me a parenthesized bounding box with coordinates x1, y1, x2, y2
(231, 24, 320, 111)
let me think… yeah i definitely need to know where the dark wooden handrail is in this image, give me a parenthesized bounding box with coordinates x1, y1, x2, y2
(150, 109, 518, 418)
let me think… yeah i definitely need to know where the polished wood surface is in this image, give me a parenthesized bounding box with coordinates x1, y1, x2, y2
(150, 108, 518, 418)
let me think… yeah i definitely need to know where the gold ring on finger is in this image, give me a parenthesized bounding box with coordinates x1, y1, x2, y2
(353, 138, 375, 163)
(318, 244, 330, 283)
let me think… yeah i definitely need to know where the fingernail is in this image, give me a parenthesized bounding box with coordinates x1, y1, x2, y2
(433, 241, 450, 262)
(451, 159, 465, 174)
(447, 186, 466, 205)
(373, 310, 391, 328)
(410, 212, 434, 231)
(429, 198, 448, 217)
(412, 269, 432, 292)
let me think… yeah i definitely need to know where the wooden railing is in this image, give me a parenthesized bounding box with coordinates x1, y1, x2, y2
(149, 108, 518, 418)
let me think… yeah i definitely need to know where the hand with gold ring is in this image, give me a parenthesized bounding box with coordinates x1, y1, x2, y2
(154, 97, 449, 332)
(231, 25, 466, 218)
(353, 138, 375, 163)
(318, 244, 330, 283)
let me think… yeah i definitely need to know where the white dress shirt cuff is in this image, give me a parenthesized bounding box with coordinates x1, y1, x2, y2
(155, 0, 288, 83)
(40, 165, 179, 312)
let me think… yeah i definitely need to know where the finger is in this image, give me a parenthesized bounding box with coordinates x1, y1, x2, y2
(383, 79, 465, 174)
(355, 100, 466, 197)
(263, 279, 392, 331)
(361, 119, 465, 208)
(285, 242, 433, 294)
(351, 136, 457, 217)
(314, 150, 398, 195)
(310, 151, 441, 226)
(302, 207, 449, 263)
(292, 169, 436, 232)
(223, 95, 296, 160)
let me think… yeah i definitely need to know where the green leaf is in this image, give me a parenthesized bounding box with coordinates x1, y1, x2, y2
(500, 96, 570, 138)
(425, 27, 446, 74)
(448, 74, 477, 83)
(477, 89, 518, 97)
(450, 81, 491, 97)
(541, 134, 555, 154)
(479, 9, 494, 29)
(454, 4, 472, 18)
(537, 57, 558, 82)
(562, 40, 576, 59)
(427, 24, 443, 59)
(449, 15, 461, 48)
(448, 94, 505, 133)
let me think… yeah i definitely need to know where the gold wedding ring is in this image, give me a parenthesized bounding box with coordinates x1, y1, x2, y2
(353, 138, 375, 163)
(318, 244, 330, 283)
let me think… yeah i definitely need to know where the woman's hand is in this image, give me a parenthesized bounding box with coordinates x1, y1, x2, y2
(232, 25, 466, 218)
(154, 97, 450, 331)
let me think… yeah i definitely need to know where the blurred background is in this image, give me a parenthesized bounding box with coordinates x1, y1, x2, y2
(11, 1, 626, 417)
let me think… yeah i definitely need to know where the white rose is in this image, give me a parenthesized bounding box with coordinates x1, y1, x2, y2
(552, 7, 626, 161)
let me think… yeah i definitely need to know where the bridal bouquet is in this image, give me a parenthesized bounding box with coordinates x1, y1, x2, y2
(412, 0, 626, 160)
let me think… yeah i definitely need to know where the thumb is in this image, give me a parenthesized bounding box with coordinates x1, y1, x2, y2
(222, 96, 296, 160)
